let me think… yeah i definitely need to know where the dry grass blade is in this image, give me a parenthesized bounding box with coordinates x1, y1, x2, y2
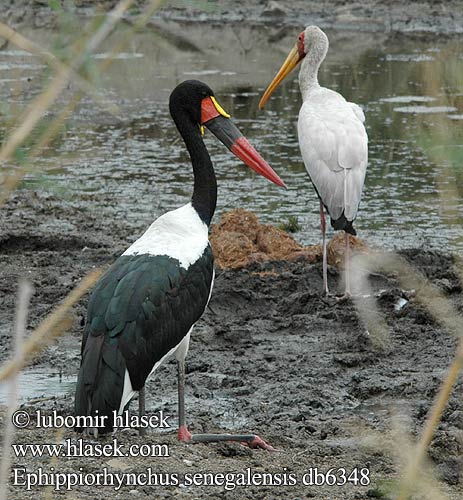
(351, 251, 463, 499)
(97, 0, 164, 71)
(396, 338, 463, 500)
(355, 252, 462, 339)
(0, 0, 163, 208)
(0, 98, 77, 206)
(0, 21, 120, 118)
(43, 427, 65, 500)
(0, 0, 135, 180)
(0, 280, 33, 500)
(0, 269, 101, 383)
(358, 417, 450, 500)
(351, 257, 391, 349)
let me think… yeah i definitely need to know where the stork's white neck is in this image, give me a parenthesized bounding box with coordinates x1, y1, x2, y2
(298, 56, 321, 100)
(298, 27, 329, 101)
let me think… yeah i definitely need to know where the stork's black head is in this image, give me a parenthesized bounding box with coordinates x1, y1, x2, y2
(168, 80, 285, 189)
(169, 80, 214, 125)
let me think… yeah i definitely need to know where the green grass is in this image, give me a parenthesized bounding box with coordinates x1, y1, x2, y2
(278, 215, 301, 233)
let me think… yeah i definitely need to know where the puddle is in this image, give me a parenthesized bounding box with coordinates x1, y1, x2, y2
(353, 398, 413, 421)
(0, 369, 76, 405)
(0, 50, 37, 57)
(0, 366, 250, 431)
(0, 62, 44, 70)
(393, 105, 458, 114)
(0, 24, 462, 252)
(380, 96, 436, 103)
(384, 53, 435, 62)
(92, 52, 145, 60)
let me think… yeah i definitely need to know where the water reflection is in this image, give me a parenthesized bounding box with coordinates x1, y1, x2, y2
(0, 24, 462, 251)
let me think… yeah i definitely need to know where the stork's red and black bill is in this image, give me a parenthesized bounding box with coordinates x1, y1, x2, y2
(200, 96, 285, 188)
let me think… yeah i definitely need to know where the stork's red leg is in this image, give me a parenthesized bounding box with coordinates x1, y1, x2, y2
(176, 360, 274, 451)
(177, 359, 192, 441)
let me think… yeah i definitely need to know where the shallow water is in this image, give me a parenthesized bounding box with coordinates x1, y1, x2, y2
(1, 23, 462, 252)
(0, 369, 75, 404)
(0, 366, 253, 431)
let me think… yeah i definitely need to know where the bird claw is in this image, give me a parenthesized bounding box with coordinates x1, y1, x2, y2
(243, 435, 277, 452)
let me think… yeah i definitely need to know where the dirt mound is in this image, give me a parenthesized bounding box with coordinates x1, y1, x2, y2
(212, 209, 260, 237)
(210, 209, 368, 269)
(327, 231, 369, 269)
(209, 209, 320, 269)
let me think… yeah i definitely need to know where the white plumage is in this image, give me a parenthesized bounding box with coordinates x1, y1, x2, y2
(123, 203, 209, 270)
(298, 87, 368, 222)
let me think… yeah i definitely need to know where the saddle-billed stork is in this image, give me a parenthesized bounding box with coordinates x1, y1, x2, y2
(259, 26, 368, 296)
(75, 80, 284, 450)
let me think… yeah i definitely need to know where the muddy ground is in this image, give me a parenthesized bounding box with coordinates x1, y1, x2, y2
(0, 1, 463, 499)
(1, 189, 462, 499)
(2, 0, 463, 35)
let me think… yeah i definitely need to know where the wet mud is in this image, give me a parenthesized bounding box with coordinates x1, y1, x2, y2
(0, 1, 462, 498)
(2, 0, 463, 35)
(1, 190, 462, 499)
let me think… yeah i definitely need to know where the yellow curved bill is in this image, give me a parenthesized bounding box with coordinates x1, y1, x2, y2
(259, 44, 300, 109)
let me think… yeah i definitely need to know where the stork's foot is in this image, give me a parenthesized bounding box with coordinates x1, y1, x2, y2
(241, 434, 277, 452)
(178, 425, 192, 442)
(177, 429, 276, 451)
(321, 291, 338, 306)
(336, 291, 352, 303)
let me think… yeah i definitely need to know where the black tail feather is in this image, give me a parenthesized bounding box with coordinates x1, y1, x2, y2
(331, 212, 357, 235)
(74, 334, 126, 434)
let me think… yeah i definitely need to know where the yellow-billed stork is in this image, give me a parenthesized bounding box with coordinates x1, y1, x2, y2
(259, 26, 368, 296)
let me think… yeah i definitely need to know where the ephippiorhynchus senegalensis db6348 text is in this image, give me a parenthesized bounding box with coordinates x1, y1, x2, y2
(75, 80, 285, 450)
(259, 26, 368, 296)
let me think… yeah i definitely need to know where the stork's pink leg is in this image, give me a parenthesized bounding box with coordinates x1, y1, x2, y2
(345, 231, 351, 296)
(320, 201, 329, 295)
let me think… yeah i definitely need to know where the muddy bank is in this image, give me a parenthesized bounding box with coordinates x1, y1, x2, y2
(0, 2, 462, 498)
(1, 0, 463, 35)
(1, 189, 462, 499)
